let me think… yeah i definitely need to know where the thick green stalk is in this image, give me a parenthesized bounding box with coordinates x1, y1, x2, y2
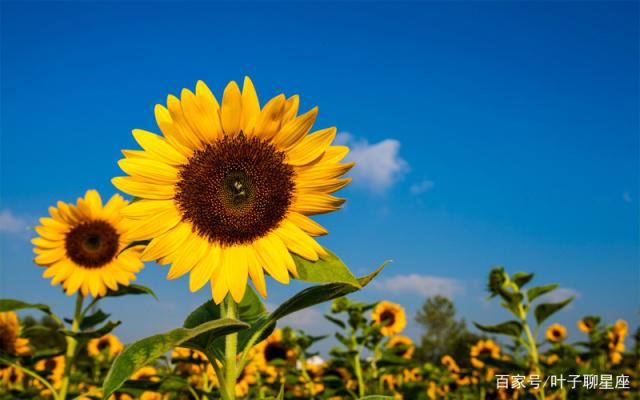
(59, 293, 84, 400)
(519, 305, 545, 400)
(223, 296, 238, 400)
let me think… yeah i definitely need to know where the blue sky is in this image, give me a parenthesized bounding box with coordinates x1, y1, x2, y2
(1, 1, 638, 351)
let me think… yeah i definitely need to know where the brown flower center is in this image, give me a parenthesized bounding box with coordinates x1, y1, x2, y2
(264, 342, 288, 362)
(175, 134, 295, 246)
(65, 220, 120, 268)
(380, 310, 396, 327)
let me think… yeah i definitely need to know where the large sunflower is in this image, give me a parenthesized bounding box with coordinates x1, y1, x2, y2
(32, 190, 144, 297)
(113, 77, 352, 303)
(371, 301, 407, 336)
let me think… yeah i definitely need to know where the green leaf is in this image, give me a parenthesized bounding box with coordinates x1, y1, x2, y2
(0, 299, 51, 314)
(324, 314, 346, 329)
(182, 285, 268, 359)
(237, 261, 387, 352)
(293, 251, 361, 286)
(534, 298, 573, 326)
(512, 272, 534, 288)
(102, 318, 248, 399)
(80, 309, 110, 330)
(62, 320, 121, 340)
(474, 321, 523, 338)
(104, 284, 158, 301)
(276, 384, 285, 400)
(526, 284, 559, 303)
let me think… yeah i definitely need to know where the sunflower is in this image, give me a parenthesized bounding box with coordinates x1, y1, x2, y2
(0, 312, 31, 356)
(545, 323, 567, 343)
(295, 361, 325, 397)
(131, 366, 161, 400)
(112, 78, 352, 303)
(577, 317, 598, 333)
(470, 339, 501, 369)
(607, 320, 628, 364)
(403, 367, 421, 383)
(372, 301, 406, 336)
(32, 190, 144, 298)
(88, 334, 124, 359)
(0, 366, 24, 388)
(441, 354, 460, 373)
(234, 361, 258, 398)
(35, 355, 65, 388)
(253, 329, 297, 369)
(386, 335, 415, 359)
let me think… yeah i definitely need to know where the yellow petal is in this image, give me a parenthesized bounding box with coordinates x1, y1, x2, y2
(188, 242, 218, 292)
(118, 158, 179, 184)
(273, 107, 317, 150)
(84, 190, 103, 217)
(221, 81, 242, 136)
(295, 162, 355, 181)
(291, 193, 345, 215)
(274, 221, 326, 261)
(122, 199, 176, 220)
(253, 94, 285, 140)
(295, 177, 351, 194)
(142, 222, 192, 262)
(167, 95, 203, 150)
(246, 246, 267, 297)
(102, 194, 127, 223)
(241, 77, 260, 134)
(34, 247, 66, 265)
(282, 95, 300, 124)
(167, 235, 208, 280)
(35, 226, 66, 241)
(32, 237, 63, 249)
(253, 235, 292, 283)
(112, 177, 175, 200)
(132, 129, 189, 166)
(223, 246, 248, 303)
(181, 87, 222, 143)
(286, 212, 328, 236)
(211, 271, 228, 304)
(124, 207, 181, 241)
(287, 127, 336, 166)
(154, 104, 196, 157)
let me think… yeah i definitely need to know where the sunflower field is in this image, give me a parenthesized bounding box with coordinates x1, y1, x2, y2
(1, 79, 637, 400)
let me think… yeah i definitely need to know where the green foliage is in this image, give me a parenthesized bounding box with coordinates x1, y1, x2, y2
(0, 299, 52, 314)
(534, 298, 574, 325)
(101, 318, 248, 399)
(104, 283, 158, 301)
(473, 320, 522, 338)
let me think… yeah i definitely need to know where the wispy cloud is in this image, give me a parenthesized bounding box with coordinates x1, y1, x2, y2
(623, 192, 632, 203)
(410, 179, 434, 195)
(538, 288, 581, 304)
(373, 274, 465, 299)
(280, 307, 324, 329)
(336, 132, 409, 193)
(0, 209, 29, 235)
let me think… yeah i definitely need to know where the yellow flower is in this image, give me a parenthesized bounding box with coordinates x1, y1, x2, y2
(381, 374, 397, 391)
(131, 366, 160, 382)
(470, 339, 501, 369)
(32, 190, 144, 297)
(441, 354, 460, 373)
(577, 318, 596, 333)
(607, 320, 628, 364)
(233, 361, 258, 398)
(0, 366, 24, 388)
(545, 323, 567, 343)
(387, 335, 415, 359)
(109, 394, 134, 400)
(545, 354, 559, 365)
(253, 329, 297, 370)
(0, 312, 31, 356)
(35, 355, 65, 388)
(295, 361, 325, 397)
(112, 78, 353, 303)
(372, 301, 407, 336)
(403, 367, 421, 382)
(88, 334, 124, 359)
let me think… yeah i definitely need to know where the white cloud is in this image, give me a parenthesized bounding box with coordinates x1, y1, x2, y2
(623, 192, 632, 203)
(336, 132, 409, 193)
(280, 307, 324, 328)
(0, 209, 28, 234)
(410, 179, 434, 195)
(373, 274, 464, 298)
(538, 288, 581, 304)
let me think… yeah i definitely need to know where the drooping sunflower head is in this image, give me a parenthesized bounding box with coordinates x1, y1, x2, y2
(440, 354, 460, 373)
(372, 301, 407, 336)
(254, 328, 297, 368)
(386, 335, 415, 359)
(88, 333, 124, 359)
(32, 190, 144, 298)
(113, 78, 353, 303)
(0, 312, 31, 356)
(577, 316, 599, 333)
(545, 323, 567, 343)
(470, 339, 501, 369)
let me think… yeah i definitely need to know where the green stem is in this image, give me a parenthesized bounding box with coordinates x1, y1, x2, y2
(59, 293, 84, 400)
(351, 334, 365, 397)
(222, 295, 238, 400)
(519, 304, 545, 400)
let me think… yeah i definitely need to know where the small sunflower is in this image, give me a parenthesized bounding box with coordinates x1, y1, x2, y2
(470, 339, 501, 369)
(545, 323, 567, 343)
(233, 361, 258, 398)
(88, 333, 124, 359)
(253, 329, 297, 368)
(607, 320, 628, 364)
(0, 312, 31, 356)
(295, 361, 325, 397)
(113, 78, 353, 303)
(403, 367, 421, 383)
(131, 367, 161, 400)
(372, 301, 407, 336)
(441, 354, 460, 373)
(386, 335, 415, 359)
(35, 355, 65, 388)
(0, 366, 24, 388)
(32, 190, 144, 297)
(577, 317, 598, 333)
